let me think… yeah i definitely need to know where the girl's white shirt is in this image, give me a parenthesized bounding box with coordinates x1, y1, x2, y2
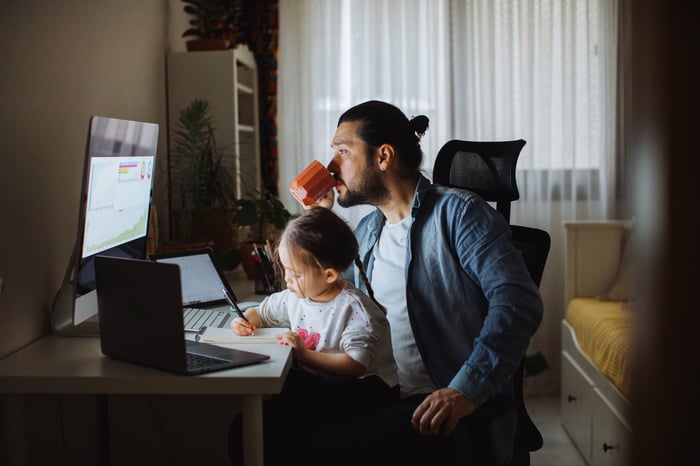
(258, 282, 398, 388)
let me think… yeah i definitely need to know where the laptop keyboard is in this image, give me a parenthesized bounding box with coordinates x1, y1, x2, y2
(185, 351, 229, 370)
(184, 307, 231, 330)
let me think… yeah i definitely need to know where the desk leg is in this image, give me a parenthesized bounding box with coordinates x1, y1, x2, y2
(241, 394, 263, 466)
(0, 394, 27, 465)
(98, 394, 111, 466)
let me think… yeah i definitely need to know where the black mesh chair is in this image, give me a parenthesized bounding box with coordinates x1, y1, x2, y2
(433, 139, 549, 466)
(433, 139, 525, 221)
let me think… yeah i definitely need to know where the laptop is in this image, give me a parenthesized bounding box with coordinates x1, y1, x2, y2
(94, 255, 270, 375)
(149, 248, 259, 330)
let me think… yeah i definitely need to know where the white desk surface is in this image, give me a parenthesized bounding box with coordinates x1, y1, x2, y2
(0, 334, 292, 395)
(0, 267, 289, 394)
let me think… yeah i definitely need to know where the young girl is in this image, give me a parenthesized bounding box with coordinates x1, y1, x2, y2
(232, 206, 398, 400)
(229, 207, 398, 466)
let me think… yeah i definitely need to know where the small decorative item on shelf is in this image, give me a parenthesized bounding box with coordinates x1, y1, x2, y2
(181, 0, 232, 51)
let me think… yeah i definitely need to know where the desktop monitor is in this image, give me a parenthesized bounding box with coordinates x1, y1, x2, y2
(51, 116, 159, 335)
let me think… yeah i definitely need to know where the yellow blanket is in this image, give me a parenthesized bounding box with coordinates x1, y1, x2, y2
(566, 298, 634, 399)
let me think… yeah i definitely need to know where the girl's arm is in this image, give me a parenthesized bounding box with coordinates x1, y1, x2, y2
(276, 332, 366, 377)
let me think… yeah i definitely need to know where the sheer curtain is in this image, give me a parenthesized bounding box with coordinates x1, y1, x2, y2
(278, 0, 620, 395)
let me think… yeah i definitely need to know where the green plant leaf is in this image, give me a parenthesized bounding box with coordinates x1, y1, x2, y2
(170, 98, 236, 241)
(182, 28, 205, 38)
(180, 0, 229, 39)
(232, 189, 292, 241)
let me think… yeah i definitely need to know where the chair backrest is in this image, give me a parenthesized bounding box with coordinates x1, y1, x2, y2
(433, 139, 525, 221)
(433, 139, 551, 282)
(433, 139, 548, 464)
(510, 225, 550, 288)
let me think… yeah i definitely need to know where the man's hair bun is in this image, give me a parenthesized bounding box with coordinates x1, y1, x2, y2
(409, 115, 429, 138)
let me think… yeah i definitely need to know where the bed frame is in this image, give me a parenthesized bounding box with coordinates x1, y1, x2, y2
(561, 221, 632, 466)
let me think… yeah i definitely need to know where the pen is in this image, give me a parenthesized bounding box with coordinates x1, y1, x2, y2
(195, 325, 207, 342)
(184, 326, 208, 332)
(222, 287, 254, 335)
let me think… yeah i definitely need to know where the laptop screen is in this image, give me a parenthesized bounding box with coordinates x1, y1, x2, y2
(151, 249, 233, 307)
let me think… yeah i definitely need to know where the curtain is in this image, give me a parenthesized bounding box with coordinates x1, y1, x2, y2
(278, 0, 620, 395)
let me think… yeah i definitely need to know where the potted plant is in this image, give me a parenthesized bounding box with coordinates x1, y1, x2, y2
(232, 189, 291, 242)
(232, 189, 292, 278)
(181, 0, 232, 51)
(169, 98, 239, 268)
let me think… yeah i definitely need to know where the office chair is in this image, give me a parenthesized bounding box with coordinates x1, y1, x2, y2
(433, 139, 549, 466)
(433, 139, 525, 221)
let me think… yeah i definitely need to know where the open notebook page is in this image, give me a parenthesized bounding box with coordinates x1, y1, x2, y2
(200, 327, 290, 344)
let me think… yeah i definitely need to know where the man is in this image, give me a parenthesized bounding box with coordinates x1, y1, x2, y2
(316, 100, 543, 465)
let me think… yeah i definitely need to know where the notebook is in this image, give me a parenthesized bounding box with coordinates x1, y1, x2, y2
(200, 326, 290, 344)
(94, 255, 270, 375)
(149, 248, 259, 330)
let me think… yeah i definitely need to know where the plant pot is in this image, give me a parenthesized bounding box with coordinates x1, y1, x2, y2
(186, 38, 231, 51)
(239, 242, 258, 279)
(173, 207, 235, 252)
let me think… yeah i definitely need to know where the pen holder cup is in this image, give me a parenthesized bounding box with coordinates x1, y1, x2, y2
(254, 262, 281, 295)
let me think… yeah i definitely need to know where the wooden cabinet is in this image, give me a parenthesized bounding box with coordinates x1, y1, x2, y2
(166, 46, 261, 199)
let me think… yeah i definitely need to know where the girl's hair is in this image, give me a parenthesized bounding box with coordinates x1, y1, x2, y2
(337, 100, 429, 177)
(279, 207, 382, 310)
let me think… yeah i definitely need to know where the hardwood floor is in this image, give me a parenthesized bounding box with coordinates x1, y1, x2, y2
(525, 395, 587, 466)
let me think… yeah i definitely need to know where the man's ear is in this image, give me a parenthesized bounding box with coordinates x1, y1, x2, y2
(377, 144, 395, 172)
(324, 268, 339, 284)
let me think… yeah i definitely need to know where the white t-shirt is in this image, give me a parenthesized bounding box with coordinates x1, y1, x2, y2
(371, 216, 436, 398)
(258, 282, 398, 388)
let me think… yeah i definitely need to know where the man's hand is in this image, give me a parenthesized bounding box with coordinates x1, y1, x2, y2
(310, 188, 335, 209)
(411, 387, 476, 435)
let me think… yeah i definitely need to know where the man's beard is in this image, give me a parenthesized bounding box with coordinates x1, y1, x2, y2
(337, 166, 389, 208)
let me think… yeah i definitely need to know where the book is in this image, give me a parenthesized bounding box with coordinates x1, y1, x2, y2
(199, 327, 290, 344)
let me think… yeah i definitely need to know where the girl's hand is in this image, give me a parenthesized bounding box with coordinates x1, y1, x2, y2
(230, 317, 256, 336)
(276, 331, 308, 351)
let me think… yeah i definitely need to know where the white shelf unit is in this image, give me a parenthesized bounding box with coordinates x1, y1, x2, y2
(166, 45, 261, 200)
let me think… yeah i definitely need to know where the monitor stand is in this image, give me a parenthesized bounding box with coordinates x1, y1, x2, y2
(51, 281, 100, 337)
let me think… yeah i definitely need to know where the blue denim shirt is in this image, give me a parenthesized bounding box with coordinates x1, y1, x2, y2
(350, 174, 543, 407)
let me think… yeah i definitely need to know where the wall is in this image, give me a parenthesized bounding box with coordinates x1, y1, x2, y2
(0, 2, 218, 465)
(0, 0, 172, 358)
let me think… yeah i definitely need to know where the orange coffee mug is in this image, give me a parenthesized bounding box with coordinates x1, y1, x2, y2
(290, 160, 336, 206)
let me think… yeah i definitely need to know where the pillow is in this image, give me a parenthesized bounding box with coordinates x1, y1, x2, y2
(603, 231, 635, 302)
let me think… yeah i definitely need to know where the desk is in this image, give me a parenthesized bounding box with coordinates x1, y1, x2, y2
(0, 333, 291, 466)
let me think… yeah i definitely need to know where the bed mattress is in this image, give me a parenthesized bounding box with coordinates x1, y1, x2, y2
(565, 298, 634, 399)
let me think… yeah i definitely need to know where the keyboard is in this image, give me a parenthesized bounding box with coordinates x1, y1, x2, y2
(185, 351, 229, 371)
(183, 307, 231, 330)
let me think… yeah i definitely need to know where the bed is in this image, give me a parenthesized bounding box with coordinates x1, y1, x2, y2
(561, 221, 634, 466)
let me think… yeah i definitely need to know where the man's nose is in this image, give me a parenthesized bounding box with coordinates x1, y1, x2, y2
(326, 157, 339, 175)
